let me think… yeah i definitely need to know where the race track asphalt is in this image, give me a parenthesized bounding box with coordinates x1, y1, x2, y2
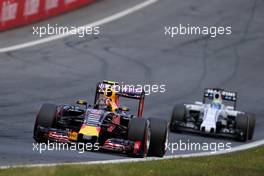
(0, 0, 263, 166)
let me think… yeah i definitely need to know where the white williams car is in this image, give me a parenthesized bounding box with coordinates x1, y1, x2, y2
(170, 88, 255, 141)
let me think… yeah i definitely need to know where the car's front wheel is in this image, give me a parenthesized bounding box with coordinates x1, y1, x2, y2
(127, 118, 150, 158)
(148, 118, 168, 157)
(247, 113, 256, 140)
(33, 103, 58, 143)
(236, 113, 249, 142)
(170, 104, 186, 132)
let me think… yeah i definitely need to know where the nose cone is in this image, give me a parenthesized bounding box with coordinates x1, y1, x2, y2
(79, 124, 101, 137)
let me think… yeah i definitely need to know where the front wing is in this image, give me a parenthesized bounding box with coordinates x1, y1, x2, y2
(170, 121, 242, 140)
(34, 126, 142, 156)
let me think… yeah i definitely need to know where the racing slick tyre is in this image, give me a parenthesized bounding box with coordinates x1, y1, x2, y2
(127, 118, 150, 158)
(148, 118, 168, 157)
(247, 113, 256, 140)
(33, 103, 58, 143)
(170, 104, 186, 132)
(236, 114, 249, 142)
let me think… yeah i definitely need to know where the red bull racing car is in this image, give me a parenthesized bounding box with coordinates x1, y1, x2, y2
(33, 80, 168, 157)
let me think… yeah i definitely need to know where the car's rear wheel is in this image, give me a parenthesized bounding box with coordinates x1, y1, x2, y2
(170, 104, 186, 132)
(33, 103, 58, 143)
(148, 118, 168, 157)
(236, 114, 249, 142)
(127, 118, 150, 158)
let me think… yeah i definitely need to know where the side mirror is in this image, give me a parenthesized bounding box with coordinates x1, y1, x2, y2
(226, 106, 234, 110)
(76, 100, 88, 106)
(119, 106, 129, 112)
(195, 101, 203, 105)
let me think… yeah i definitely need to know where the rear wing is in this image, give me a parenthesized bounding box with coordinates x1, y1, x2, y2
(203, 88, 237, 109)
(94, 80, 145, 117)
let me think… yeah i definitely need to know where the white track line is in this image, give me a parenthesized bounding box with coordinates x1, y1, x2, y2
(1, 139, 264, 169)
(0, 0, 158, 53)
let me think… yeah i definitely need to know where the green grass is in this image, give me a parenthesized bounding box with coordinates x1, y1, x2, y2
(1, 146, 264, 176)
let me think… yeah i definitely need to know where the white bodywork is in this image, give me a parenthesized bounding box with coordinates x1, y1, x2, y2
(185, 101, 241, 133)
(201, 105, 219, 132)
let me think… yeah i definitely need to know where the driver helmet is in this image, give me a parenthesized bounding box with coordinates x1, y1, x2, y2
(212, 92, 222, 109)
(103, 87, 118, 112)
